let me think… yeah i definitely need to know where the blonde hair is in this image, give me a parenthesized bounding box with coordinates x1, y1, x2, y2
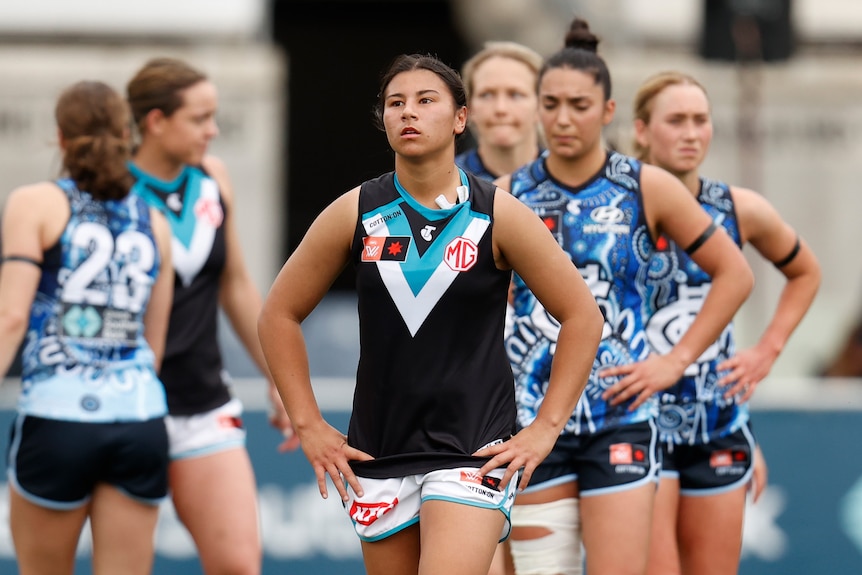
(632, 71, 708, 161)
(461, 41, 543, 99)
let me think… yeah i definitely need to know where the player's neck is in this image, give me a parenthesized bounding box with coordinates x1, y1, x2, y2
(394, 156, 463, 209)
(132, 143, 185, 182)
(478, 139, 539, 177)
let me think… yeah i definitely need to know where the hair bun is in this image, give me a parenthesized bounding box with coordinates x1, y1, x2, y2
(564, 18, 599, 53)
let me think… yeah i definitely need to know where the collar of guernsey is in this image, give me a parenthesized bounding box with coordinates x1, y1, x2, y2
(393, 167, 470, 205)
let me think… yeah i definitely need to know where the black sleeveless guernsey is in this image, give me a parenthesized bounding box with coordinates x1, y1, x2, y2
(348, 170, 516, 479)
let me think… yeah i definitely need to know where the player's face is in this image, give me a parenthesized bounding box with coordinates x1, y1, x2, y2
(468, 56, 538, 149)
(158, 80, 219, 166)
(637, 84, 713, 176)
(538, 67, 613, 161)
(382, 69, 466, 160)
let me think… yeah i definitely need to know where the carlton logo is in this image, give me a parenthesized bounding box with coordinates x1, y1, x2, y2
(444, 237, 478, 271)
(349, 498, 398, 526)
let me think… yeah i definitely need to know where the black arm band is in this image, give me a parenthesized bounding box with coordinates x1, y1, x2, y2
(684, 221, 718, 255)
(0, 255, 42, 267)
(773, 236, 801, 269)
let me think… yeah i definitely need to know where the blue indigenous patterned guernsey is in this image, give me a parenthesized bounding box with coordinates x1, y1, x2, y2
(19, 179, 166, 422)
(506, 152, 658, 435)
(455, 148, 497, 182)
(646, 177, 747, 445)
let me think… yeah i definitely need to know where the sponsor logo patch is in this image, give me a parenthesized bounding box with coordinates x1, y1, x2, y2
(361, 236, 411, 262)
(610, 442, 649, 475)
(195, 196, 224, 228)
(584, 206, 630, 234)
(710, 448, 750, 468)
(460, 470, 502, 492)
(349, 498, 398, 526)
(217, 415, 244, 429)
(444, 237, 478, 271)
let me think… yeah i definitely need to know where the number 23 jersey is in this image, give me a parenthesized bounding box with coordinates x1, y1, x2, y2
(19, 179, 166, 422)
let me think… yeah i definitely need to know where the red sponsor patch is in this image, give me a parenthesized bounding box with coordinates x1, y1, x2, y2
(541, 212, 562, 234)
(710, 450, 733, 468)
(361, 236, 410, 262)
(460, 470, 502, 491)
(656, 235, 669, 251)
(610, 443, 633, 465)
(460, 470, 483, 484)
(217, 415, 243, 429)
(349, 498, 398, 526)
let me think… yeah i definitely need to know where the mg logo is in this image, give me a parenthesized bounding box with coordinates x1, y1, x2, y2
(444, 237, 478, 271)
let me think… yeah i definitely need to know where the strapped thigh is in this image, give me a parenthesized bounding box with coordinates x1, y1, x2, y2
(510, 497, 582, 575)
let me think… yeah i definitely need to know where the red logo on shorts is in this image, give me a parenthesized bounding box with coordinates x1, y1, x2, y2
(460, 470, 483, 484)
(609, 443, 647, 465)
(610, 443, 633, 464)
(710, 450, 733, 468)
(460, 471, 502, 492)
(349, 498, 398, 526)
(217, 415, 243, 429)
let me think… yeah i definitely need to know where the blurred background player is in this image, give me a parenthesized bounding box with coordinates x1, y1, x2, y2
(457, 40, 544, 182)
(0, 80, 173, 575)
(126, 57, 297, 575)
(457, 39, 547, 575)
(631, 70, 821, 575)
(501, 18, 754, 575)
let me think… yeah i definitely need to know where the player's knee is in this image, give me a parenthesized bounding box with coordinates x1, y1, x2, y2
(509, 497, 582, 575)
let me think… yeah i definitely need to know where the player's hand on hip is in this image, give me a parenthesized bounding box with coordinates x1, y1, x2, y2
(298, 420, 373, 501)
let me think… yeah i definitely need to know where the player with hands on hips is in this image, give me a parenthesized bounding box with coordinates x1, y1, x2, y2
(258, 52, 603, 575)
(631, 70, 820, 575)
(501, 18, 754, 575)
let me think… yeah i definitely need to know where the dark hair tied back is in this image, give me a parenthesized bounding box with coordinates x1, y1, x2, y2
(56, 81, 133, 201)
(564, 18, 600, 53)
(539, 16, 612, 100)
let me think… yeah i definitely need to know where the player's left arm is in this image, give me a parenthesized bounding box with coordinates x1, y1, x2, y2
(718, 187, 821, 400)
(204, 155, 299, 451)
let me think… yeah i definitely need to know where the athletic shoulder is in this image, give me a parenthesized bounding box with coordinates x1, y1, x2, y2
(200, 155, 235, 205)
(494, 174, 512, 192)
(4, 182, 67, 219)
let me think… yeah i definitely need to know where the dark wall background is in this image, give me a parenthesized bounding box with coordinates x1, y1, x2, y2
(271, 0, 471, 290)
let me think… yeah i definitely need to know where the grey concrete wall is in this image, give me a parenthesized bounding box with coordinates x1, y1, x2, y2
(0, 43, 287, 296)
